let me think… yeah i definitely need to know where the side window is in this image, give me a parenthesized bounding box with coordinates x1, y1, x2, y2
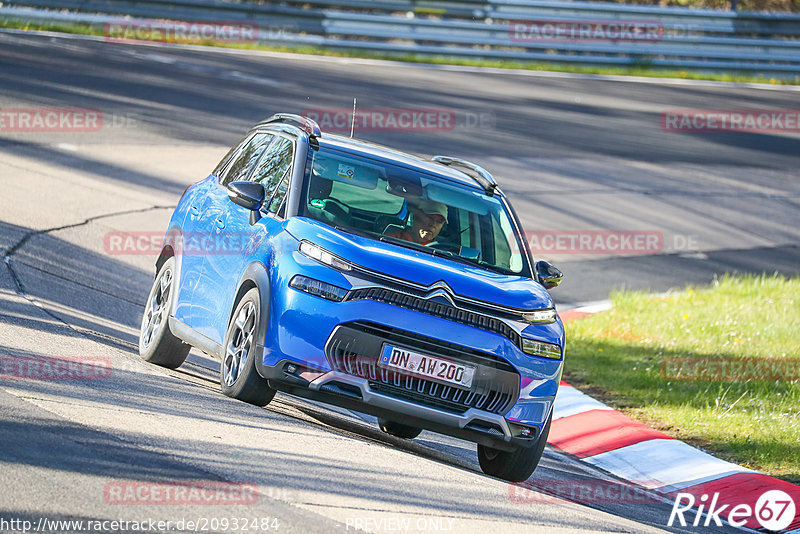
(267, 173, 290, 214)
(221, 132, 273, 186)
(456, 209, 481, 250)
(497, 212, 523, 272)
(213, 133, 251, 178)
(491, 213, 513, 270)
(251, 137, 294, 213)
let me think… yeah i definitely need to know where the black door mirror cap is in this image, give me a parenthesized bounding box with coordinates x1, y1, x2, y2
(227, 181, 266, 211)
(535, 260, 564, 290)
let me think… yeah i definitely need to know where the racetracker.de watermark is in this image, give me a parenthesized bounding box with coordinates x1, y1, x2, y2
(104, 481, 259, 505)
(0, 356, 112, 381)
(104, 20, 259, 44)
(509, 19, 662, 42)
(0, 108, 102, 132)
(509, 480, 662, 505)
(0, 516, 280, 533)
(661, 358, 800, 382)
(104, 231, 265, 256)
(526, 230, 664, 255)
(300, 108, 494, 133)
(661, 109, 800, 133)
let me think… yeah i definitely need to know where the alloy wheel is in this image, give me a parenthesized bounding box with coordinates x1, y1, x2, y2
(223, 301, 256, 387)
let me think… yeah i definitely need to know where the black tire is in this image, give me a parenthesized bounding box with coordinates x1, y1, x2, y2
(378, 418, 422, 439)
(139, 257, 190, 369)
(477, 411, 552, 482)
(220, 288, 276, 407)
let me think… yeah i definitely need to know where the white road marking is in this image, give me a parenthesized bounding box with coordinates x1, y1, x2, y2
(583, 438, 753, 492)
(553, 384, 614, 421)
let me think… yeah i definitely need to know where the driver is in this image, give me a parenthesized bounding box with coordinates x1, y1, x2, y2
(387, 199, 448, 245)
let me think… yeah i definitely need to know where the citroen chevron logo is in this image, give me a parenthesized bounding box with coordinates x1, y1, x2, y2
(424, 281, 456, 306)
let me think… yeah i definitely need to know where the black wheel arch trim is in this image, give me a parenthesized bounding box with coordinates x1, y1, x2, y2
(229, 261, 272, 379)
(156, 225, 183, 318)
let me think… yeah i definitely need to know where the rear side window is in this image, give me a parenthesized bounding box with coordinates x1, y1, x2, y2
(220, 132, 273, 186)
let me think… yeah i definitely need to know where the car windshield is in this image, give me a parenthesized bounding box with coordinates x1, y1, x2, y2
(300, 146, 530, 276)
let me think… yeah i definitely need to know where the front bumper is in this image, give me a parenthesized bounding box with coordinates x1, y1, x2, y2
(262, 361, 539, 451)
(260, 253, 564, 440)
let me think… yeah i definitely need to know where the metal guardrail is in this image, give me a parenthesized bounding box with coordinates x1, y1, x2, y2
(1, 0, 799, 76)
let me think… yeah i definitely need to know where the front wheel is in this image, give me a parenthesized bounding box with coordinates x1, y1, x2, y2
(477, 412, 552, 482)
(139, 257, 190, 369)
(220, 287, 276, 407)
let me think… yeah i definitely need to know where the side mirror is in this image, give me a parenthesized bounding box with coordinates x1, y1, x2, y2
(228, 181, 265, 224)
(536, 260, 563, 290)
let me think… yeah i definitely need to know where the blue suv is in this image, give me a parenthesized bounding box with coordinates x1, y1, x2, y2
(139, 114, 565, 481)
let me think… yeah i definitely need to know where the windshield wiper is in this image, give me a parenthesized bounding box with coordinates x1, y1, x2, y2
(332, 225, 388, 242)
(381, 235, 508, 273)
(334, 226, 442, 260)
(432, 248, 512, 274)
(378, 234, 437, 257)
(478, 261, 517, 276)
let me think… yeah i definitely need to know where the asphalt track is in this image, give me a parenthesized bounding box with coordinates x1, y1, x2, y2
(1, 30, 799, 533)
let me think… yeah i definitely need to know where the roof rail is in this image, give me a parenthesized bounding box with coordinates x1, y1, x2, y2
(431, 156, 498, 196)
(263, 113, 321, 138)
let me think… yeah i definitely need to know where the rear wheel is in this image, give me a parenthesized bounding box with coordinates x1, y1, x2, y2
(139, 257, 190, 369)
(477, 412, 552, 482)
(220, 288, 276, 407)
(378, 418, 422, 439)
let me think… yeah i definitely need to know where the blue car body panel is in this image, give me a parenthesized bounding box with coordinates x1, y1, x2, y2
(158, 120, 566, 447)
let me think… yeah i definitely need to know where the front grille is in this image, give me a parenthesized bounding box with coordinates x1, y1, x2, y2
(325, 322, 520, 415)
(345, 287, 522, 347)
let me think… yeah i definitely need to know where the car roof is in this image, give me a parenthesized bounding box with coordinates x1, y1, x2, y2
(254, 119, 501, 195)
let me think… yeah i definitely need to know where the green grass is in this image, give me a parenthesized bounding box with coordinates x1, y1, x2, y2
(564, 274, 800, 482)
(2, 19, 799, 86)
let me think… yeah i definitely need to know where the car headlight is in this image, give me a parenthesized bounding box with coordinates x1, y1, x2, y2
(289, 275, 348, 302)
(521, 339, 562, 359)
(521, 308, 557, 324)
(299, 241, 352, 271)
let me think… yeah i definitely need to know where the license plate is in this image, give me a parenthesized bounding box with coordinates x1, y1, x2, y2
(378, 345, 475, 389)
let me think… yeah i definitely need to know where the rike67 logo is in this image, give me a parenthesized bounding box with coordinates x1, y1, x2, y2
(669, 490, 796, 531)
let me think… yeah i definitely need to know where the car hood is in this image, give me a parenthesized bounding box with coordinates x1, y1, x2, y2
(285, 217, 554, 311)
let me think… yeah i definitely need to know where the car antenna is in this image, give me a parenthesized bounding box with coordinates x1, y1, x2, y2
(350, 97, 357, 138)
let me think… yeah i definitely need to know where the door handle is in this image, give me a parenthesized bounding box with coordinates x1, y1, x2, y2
(189, 206, 200, 217)
(215, 218, 225, 230)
